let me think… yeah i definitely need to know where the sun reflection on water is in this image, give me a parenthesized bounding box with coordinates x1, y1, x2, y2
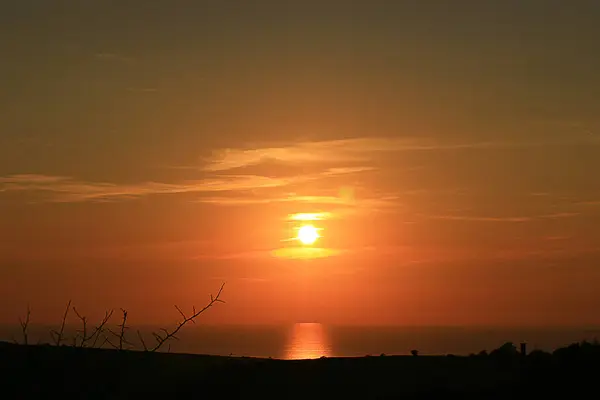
(284, 323, 332, 360)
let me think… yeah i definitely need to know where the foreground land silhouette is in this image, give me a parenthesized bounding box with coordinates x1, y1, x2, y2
(2, 340, 600, 399)
(3, 289, 598, 398)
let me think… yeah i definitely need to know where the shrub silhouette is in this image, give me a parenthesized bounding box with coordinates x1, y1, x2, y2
(490, 342, 518, 358)
(12, 283, 225, 352)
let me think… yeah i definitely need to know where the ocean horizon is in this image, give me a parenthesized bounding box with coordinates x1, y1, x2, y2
(2, 323, 600, 359)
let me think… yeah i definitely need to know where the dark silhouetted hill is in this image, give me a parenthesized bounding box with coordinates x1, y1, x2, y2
(2, 340, 600, 399)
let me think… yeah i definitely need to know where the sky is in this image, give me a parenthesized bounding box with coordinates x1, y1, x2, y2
(1, 1, 599, 327)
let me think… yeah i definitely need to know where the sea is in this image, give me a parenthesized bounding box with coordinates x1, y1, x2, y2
(2, 323, 599, 359)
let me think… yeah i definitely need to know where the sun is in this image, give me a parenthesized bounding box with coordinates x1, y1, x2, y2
(297, 225, 320, 245)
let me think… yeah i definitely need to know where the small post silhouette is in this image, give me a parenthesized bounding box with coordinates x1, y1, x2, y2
(520, 342, 527, 356)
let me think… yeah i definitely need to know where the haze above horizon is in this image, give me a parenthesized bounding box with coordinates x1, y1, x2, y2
(1, 1, 599, 327)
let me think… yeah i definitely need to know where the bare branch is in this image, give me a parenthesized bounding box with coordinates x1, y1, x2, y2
(22, 283, 224, 352)
(18, 304, 31, 345)
(137, 330, 148, 351)
(150, 283, 225, 352)
(100, 335, 110, 348)
(71, 307, 114, 348)
(51, 300, 72, 346)
(175, 305, 186, 320)
(72, 307, 88, 347)
(108, 309, 131, 350)
(91, 310, 114, 348)
(104, 336, 118, 350)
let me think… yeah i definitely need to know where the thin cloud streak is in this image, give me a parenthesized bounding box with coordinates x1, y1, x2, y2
(270, 247, 344, 260)
(288, 212, 333, 221)
(201, 136, 600, 172)
(0, 174, 70, 184)
(424, 212, 581, 223)
(196, 194, 400, 214)
(576, 200, 600, 206)
(0, 166, 369, 203)
(6, 134, 597, 204)
(201, 137, 471, 172)
(0, 174, 290, 202)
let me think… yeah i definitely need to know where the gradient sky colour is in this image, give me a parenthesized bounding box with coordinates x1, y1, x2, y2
(1, 1, 599, 326)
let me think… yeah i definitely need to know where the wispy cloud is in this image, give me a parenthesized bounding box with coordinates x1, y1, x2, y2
(0, 166, 372, 203)
(270, 247, 345, 260)
(424, 212, 580, 223)
(288, 212, 333, 221)
(0, 174, 70, 184)
(201, 136, 600, 172)
(543, 235, 572, 241)
(192, 249, 273, 260)
(576, 200, 600, 206)
(0, 174, 295, 202)
(178, 243, 417, 262)
(9, 135, 595, 205)
(196, 193, 400, 216)
(284, 193, 399, 207)
(201, 137, 472, 172)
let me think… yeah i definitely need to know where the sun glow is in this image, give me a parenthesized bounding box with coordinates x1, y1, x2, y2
(297, 225, 319, 245)
(289, 212, 331, 221)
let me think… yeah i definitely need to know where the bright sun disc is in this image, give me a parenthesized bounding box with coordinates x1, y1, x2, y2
(297, 225, 319, 245)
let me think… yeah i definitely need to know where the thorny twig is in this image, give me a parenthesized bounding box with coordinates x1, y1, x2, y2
(73, 307, 114, 348)
(15, 284, 224, 351)
(137, 330, 148, 351)
(51, 300, 72, 346)
(18, 304, 31, 345)
(92, 310, 114, 348)
(150, 283, 225, 352)
(72, 307, 87, 347)
(107, 309, 132, 350)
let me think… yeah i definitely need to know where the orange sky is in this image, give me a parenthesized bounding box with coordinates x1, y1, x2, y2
(1, 1, 600, 327)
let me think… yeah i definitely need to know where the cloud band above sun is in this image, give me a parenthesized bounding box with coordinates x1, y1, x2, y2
(1, 135, 599, 209)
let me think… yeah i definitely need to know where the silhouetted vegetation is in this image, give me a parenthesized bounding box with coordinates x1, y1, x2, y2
(2, 338, 600, 399)
(10, 283, 225, 352)
(17, 304, 30, 346)
(3, 285, 600, 398)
